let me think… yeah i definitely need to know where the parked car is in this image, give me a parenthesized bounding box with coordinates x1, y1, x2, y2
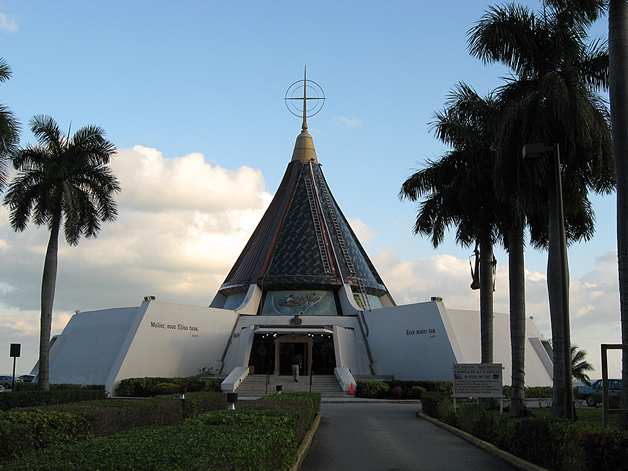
(0, 375, 22, 389)
(578, 379, 622, 406)
(18, 374, 36, 383)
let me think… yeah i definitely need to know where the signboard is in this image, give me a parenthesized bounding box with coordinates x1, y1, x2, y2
(452, 363, 503, 398)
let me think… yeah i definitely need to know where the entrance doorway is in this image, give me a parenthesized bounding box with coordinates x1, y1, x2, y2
(248, 333, 335, 375)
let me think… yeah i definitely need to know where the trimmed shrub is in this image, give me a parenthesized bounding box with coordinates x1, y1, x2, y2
(356, 380, 390, 398)
(580, 430, 628, 471)
(0, 385, 107, 411)
(0, 410, 91, 459)
(358, 380, 452, 399)
(0, 392, 318, 471)
(421, 391, 457, 425)
(115, 376, 221, 397)
(525, 386, 554, 398)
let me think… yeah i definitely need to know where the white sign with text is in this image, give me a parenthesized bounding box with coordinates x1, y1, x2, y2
(452, 363, 503, 398)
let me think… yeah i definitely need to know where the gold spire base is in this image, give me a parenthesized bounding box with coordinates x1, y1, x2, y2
(291, 129, 318, 163)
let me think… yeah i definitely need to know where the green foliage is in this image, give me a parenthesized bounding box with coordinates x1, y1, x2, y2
(420, 391, 457, 426)
(0, 385, 107, 411)
(507, 419, 588, 471)
(579, 430, 628, 471)
(0, 422, 299, 471)
(356, 381, 390, 398)
(115, 376, 222, 397)
(356, 380, 448, 399)
(257, 392, 320, 437)
(0, 410, 91, 459)
(525, 386, 554, 398)
(0, 393, 318, 471)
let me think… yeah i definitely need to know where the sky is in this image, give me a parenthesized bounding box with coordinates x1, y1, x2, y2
(0, 1, 622, 380)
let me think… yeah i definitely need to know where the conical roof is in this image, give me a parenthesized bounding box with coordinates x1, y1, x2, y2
(215, 127, 390, 310)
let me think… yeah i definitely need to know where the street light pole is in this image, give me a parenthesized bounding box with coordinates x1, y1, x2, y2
(523, 143, 574, 420)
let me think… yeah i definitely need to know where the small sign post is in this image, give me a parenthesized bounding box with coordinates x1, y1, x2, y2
(10, 344, 20, 391)
(452, 363, 504, 412)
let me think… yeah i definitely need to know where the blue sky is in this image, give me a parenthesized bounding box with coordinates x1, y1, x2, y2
(0, 1, 621, 378)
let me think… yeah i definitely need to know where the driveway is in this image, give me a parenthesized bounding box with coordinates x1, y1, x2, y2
(301, 402, 515, 471)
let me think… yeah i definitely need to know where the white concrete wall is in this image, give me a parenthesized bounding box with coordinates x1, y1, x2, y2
(333, 321, 372, 375)
(112, 300, 238, 394)
(446, 309, 552, 386)
(49, 307, 141, 388)
(363, 301, 462, 381)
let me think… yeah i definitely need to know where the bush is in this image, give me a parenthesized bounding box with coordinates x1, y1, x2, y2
(356, 381, 390, 398)
(0, 385, 107, 411)
(0, 409, 91, 459)
(115, 376, 222, 397)
(525, 386, 554, 398)
(0, 393, 318, 471)
(356, 380, 445, 399)
(421, 391, 457, 425)
(580, 430, 628, 471)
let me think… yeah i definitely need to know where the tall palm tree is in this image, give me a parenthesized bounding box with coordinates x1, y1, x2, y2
(0, 58, 20, 190)
(400, 83, 506, 365)
(3, 115, 120, 390)
(608, 0, 628, 430)
(468, 1, 615, 419)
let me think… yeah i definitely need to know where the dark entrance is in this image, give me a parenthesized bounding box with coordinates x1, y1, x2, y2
(279, 342, 307, 375)
(248, 333, 335, 375)
(249, 334, 276, 375)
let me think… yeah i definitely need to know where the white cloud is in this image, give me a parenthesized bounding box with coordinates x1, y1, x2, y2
(333, 116, 361, 127)
(0, 13, 17, 32)
(0, 146, 272, 372)
(348, 218, 376, 243)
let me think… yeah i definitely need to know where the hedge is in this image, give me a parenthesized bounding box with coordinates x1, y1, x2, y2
(0, 385, 107, 411)
(579, 430, 628, 471)
(421, 394, 605, 471)
(115, 376, 222, 397)
(0, 393, 319, 471)
(356, 380, 450, 399)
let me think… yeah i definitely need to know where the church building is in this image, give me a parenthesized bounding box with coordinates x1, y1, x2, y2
(43, 78, 553, 394)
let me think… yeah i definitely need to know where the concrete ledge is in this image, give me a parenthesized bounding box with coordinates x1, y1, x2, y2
(292, 413, 322, 471)
(335, 367, 355, 392)
(417, 412, 548, 471)
(221, 366, 249, 392)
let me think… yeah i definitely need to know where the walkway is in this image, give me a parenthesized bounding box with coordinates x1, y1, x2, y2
(300, 402, 516, 471)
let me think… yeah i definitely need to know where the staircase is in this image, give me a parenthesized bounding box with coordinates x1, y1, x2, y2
(235, 374, 348, 397)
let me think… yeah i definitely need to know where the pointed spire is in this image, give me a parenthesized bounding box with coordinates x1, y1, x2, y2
(292, 66, 318, 163)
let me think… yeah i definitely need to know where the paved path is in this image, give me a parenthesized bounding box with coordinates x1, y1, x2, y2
(301, 402, 515, 471)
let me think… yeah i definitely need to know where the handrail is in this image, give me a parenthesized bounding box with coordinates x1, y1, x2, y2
(265, 360, 273, 395)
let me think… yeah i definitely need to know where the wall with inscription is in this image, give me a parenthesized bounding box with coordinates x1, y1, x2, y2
(48, 299, 239, 394)
(364, 301, 463, 381)
(113, 300, 238, 392)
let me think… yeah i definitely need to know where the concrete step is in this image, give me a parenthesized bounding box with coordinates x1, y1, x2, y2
(235, 374, 349, 397)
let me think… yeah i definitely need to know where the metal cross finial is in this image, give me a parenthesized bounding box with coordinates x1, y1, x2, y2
(285, 68, 325, 130)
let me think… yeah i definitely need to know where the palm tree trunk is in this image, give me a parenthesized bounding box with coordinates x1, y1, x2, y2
(508, 221, 527, 418)
(609, 0, 628, 430)
(479, 230, 494, 364)
(547, 154, 572, 419)
(38, 212, 60, 391)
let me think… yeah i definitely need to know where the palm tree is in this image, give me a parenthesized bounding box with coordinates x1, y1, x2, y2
(608, 0, 628, 430)
(0, 58, 20, 190)
(400, 83, 506, 365)
(571, 344, 594, 385)
(3, 115, 120, 390)
(468, 1, 615, 419)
